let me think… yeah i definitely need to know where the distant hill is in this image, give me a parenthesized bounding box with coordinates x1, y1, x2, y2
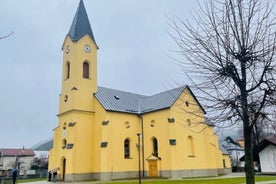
(32, 139, 53, 151)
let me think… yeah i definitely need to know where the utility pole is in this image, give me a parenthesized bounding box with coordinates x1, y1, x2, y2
(137, 133, 142, 184)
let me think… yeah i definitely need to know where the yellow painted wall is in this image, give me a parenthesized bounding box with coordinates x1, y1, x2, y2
(142, 109, 171, 171)
(168, 88, 209, 169)
(100, 112, 141, 172)
(223, 154, 231, 168)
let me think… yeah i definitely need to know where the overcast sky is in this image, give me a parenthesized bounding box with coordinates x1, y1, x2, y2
(0, 0, 205, 148)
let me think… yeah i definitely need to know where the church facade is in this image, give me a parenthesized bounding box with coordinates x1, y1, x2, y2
(49, 0, 231, 181)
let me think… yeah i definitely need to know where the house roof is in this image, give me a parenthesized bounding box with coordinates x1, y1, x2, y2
(240, 135, 276, 161)
(219, 144, 229, 155)
(68, 0, 98, 47)
(0, 148, 35, 157)
(222, 137, 244, 151)
(95, 85, 206, 115)
(255, 135, 276, 153)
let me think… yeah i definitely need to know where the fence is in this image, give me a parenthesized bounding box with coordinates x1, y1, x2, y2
(0, 177, 12, 184)
(0, 169, 47, 184)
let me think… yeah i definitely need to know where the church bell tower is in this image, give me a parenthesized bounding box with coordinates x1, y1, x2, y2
(50, 0, 98, 181)
(60, 0, 98, 115)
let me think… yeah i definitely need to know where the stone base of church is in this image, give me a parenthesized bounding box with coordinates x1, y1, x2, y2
(161, 168, 231, 179)
(62, 168, 230, 181)
(63, 173, 94, 182)
(62, 171, 139, 181)
(218, 168, 232, 175)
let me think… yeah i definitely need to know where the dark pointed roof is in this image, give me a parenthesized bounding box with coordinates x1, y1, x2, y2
(68, 0, 98, 47)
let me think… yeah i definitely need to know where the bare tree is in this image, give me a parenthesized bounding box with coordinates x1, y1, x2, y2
(0, 31, 13, 39)
(169, 0, 276, 183)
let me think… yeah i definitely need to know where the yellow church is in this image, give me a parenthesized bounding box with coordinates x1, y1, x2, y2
(49, 0, 231, 181)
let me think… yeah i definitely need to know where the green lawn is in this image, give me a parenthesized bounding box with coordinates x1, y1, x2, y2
(18, 178, 46, 183)
(104, 176, 276, 184)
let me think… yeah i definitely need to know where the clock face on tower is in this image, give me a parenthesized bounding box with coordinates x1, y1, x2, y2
(65, 45, 70, 54)
(84, 44, 91, 53)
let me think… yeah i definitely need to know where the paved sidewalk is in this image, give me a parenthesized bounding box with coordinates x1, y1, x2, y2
(246, 180, 276, 183)
(28, 179, 276, 184)
(27, 181, 105, 184)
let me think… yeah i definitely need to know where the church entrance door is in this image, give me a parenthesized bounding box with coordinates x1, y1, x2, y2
(148, 160, 158, 177)
(61, 158, 66, 180)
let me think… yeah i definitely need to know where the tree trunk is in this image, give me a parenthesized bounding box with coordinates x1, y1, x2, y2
(243, 116, 255, 184)
(240, 61, 255, 184)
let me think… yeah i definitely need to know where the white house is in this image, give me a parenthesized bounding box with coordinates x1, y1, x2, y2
(0, 148, 35, 177)
(259, 144, 276, 173)
(255, 136, 276, 173)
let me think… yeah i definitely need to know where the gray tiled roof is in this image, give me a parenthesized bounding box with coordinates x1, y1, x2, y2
(68, 0, 98, 47)
(219, 144, 229, 155)
(95, 86, 186, 114)
(220, 141, 244, 151)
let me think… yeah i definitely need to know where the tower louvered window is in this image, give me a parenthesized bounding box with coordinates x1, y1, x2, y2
(83, 61, 89, 79)
(66, 61, 70, 80)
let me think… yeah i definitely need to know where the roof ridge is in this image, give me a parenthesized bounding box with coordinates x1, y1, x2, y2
(98, 86, 186, 97)
(147, 86, 186, 97)
(98, 86, 148, 97)
(0, 148, 35, 156)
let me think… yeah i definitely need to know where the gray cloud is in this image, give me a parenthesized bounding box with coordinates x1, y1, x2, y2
(0, 0, 196, 148)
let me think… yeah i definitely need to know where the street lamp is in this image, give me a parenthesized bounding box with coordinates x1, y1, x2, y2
(137, 133, 142, 184)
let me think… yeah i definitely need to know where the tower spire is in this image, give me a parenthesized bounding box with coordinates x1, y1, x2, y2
(68, 0, 98, 48)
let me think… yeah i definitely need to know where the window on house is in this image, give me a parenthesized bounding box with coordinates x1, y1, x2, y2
(65, 61, 70, 80)
(124, 139, 130, 158)
(187, 136, 195, 156)
(152, 137, 158, 157)
(83, 61, 89, 79)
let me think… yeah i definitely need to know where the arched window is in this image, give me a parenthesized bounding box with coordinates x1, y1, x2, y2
(187, 136, 195, 156)
(83, 61, 89, 79)
(152, 137, 158, 157)
(65, 61, 70, 80)
(62, 138, 67, 149)
(187, 119, 191, 126)
(124, 139, 130, 158)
